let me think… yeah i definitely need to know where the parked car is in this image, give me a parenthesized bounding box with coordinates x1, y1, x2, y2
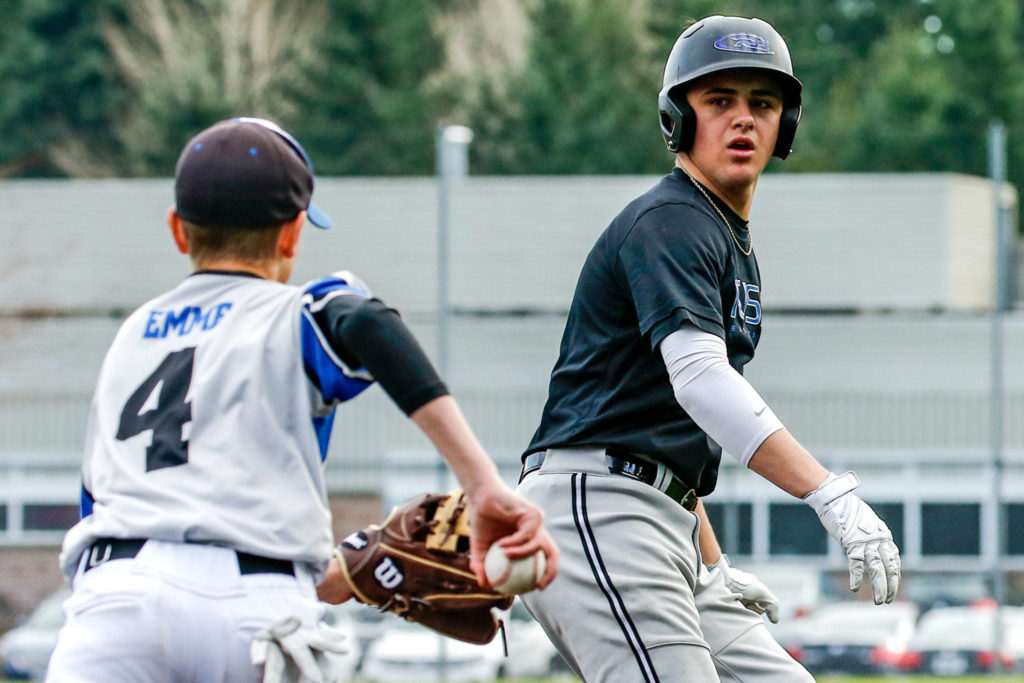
(895, 605, 1024, 675)
(902, 572, 990, 613)
(0, 586, 70, 681)
(360, 619, 504, 682)
(788, 600, 919, 675)
(360, 599, 561, 682)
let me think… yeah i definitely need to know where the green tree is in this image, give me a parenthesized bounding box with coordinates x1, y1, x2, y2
(472, 0, 672, 174)
(0, 0, 125, 177)
(100, 0, 324, 175)
(291, 0, 456, 176)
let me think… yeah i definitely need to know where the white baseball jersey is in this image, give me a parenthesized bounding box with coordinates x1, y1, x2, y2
(59, 271, 373, 582)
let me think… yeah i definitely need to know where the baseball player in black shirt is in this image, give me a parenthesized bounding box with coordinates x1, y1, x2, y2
(517, 15, 901, 682)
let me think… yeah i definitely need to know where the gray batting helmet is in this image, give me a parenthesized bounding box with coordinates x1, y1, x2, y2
(658, 15, 803, 159)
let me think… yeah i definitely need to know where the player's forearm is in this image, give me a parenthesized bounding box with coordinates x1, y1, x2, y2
(694, 500, 722, 566)
(746, 429, 830, 498)
(660, 326, 784, 467)
(409, 395, 505, 493)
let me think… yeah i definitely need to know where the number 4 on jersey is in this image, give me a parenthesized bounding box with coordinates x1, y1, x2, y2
(116, 347, 195, 472)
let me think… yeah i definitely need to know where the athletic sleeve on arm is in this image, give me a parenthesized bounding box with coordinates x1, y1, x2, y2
(301, 275, 377, 405)
(659, 324, 784, 466)
(309, 284, 449, 416)
(618, 205, 731, 349)
(323, 298, 448, 415)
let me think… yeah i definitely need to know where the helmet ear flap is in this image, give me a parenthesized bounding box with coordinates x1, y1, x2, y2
(658, 91, 696, 154)
(772, 102, 802, 159)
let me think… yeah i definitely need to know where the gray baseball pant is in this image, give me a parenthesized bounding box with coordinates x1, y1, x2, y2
(517, 448, 813, 682)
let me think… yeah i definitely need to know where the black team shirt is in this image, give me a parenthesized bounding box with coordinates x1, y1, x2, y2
(525, 168, 763, 496)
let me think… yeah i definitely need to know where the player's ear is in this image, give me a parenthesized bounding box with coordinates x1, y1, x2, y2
(167, 207, 189, 255)
(277, 210, 306, 259)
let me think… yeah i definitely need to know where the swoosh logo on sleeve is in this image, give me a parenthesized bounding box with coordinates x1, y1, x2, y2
(755, 406, 767, 417)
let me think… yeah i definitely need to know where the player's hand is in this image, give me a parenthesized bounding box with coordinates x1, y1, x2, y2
(250, 616, 348, 683)
(712, 554, 780, 623)
(463, 481, 559, 590)
(804, 471, 901, 604)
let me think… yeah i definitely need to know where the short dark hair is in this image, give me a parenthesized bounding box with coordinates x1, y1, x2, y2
(180, 219, 284, 265)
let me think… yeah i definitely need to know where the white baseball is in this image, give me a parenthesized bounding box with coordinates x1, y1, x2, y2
(484, 544, 546, 595)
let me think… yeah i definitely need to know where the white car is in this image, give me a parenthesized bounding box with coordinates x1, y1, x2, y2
(787, 600, 919, 675)
(0, 586, 70, 681)
(360, 600, 565, 682)
(360, 619, 504, 682)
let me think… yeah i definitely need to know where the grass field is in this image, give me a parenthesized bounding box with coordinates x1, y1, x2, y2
(816, 678, 1023, 682)
(507, 675, 1019, 679)
(816, 679, 1023, 683)
(512, 678, 1024, 683)
(508, 677, 1024, 683)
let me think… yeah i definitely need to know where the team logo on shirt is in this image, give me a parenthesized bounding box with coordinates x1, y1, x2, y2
(730, 279, 761, 325)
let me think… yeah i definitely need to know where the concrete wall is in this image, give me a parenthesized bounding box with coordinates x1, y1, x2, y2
(0, 173, 1013, 317)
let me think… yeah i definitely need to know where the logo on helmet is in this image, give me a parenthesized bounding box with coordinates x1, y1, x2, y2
(714, 33, 773, 54)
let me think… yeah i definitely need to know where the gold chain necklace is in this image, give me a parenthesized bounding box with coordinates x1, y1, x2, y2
(680, 168, 753, 257)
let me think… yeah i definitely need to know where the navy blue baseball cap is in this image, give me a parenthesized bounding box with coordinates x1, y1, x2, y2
(174, 117, 332, 229)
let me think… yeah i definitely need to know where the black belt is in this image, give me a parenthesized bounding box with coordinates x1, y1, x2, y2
(83, 538, 295, 576)
(520, 450, 698, 511)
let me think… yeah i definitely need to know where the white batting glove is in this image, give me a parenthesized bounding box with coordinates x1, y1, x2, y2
(803, 471, 901, 605)
(711, 554, 780, 623)
(250, 616, 348, 683)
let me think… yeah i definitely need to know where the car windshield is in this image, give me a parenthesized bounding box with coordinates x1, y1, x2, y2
(903, 574, 987, 605)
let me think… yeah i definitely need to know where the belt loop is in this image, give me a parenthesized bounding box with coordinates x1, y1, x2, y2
(519, 451, 545, 482)
(652, 462, 670, 492)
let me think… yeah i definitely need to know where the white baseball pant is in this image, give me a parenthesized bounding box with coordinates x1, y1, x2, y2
(46, 540, 324, 682)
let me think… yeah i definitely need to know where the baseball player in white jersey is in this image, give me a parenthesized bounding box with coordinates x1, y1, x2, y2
(517, 16, 900, 682)
(47, 117, 557, 682)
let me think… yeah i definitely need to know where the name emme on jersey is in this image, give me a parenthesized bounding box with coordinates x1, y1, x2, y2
(143, 302, 233, 338)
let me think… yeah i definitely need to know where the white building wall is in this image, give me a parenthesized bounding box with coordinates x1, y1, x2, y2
(1, 174, 1021, 567)
(0, 173, 1010, 316)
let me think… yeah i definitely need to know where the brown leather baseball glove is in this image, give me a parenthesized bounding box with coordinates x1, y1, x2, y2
(333, 490, 513, 644)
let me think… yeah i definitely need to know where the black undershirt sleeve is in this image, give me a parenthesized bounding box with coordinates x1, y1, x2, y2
(316, 296, 448, 415)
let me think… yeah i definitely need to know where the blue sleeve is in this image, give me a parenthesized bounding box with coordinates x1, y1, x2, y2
(80, 484, 94, 519)
(300, 273, 375, 404)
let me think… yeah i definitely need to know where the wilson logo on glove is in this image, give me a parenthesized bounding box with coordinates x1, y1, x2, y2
(373, 557, 404, 590)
